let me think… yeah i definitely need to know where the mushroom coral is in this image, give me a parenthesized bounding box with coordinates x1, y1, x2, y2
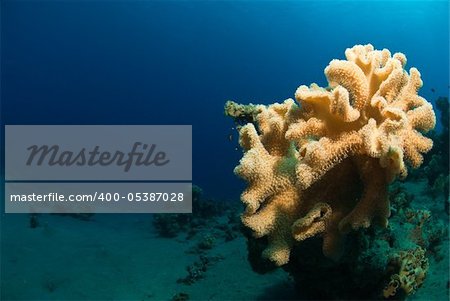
(226, 44, 436, 266)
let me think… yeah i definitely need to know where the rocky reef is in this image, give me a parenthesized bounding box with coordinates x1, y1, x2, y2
(226, 44, 445, 299)
(152, 186, 240, 240)
(414, 96, 449, 211)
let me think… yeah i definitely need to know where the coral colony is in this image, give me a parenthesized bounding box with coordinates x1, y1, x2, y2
(226, 44, 439, 298)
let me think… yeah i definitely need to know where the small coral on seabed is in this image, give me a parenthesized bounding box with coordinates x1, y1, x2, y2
(383, 247, 429, 298)
(228, 44, 436, 266)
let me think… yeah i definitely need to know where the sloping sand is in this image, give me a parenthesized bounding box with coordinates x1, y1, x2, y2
(1, 213, 296, 301)
(1, 179, 448, 301)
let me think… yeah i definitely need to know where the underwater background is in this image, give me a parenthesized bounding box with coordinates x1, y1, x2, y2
(1, 0, 449, 300)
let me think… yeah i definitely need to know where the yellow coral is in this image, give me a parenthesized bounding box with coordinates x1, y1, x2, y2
(231, 44, 436, 265)
(292, 203, 332, 241)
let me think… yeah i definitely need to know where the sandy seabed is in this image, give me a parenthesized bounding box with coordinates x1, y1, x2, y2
(1, 181, 448, 301)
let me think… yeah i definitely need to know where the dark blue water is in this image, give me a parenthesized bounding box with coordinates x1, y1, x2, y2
(2, 0, 448, 198)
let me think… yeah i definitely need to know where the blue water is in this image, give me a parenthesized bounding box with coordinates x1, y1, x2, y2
(2, 0, 448, 199)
